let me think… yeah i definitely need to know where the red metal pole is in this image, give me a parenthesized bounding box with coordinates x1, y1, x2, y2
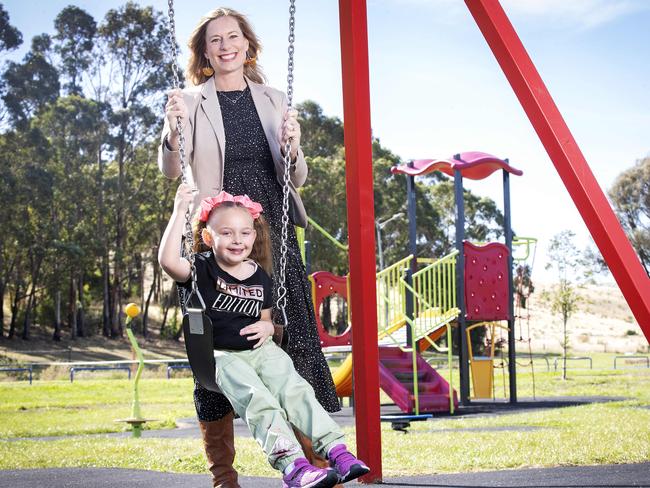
(338, 0, 382, 482)
(464, 0, 650, 341)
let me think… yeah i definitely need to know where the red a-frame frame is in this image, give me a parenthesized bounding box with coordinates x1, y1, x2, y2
(338, 0, 650, 483)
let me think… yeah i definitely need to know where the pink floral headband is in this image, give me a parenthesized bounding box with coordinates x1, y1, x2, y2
(198, 192, 263, 222)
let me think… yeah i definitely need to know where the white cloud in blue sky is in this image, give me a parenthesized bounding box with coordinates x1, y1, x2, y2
(374, 0, 650, 29)
(503, 0, 650, 28)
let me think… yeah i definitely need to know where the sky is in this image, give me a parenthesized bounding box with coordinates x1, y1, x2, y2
(3, 0, 650, 284)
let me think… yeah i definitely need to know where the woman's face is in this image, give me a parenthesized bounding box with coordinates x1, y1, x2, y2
(204, 16, 250, 78)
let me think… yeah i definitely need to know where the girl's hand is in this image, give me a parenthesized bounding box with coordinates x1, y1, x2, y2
(174, 183, 194, 213)
(280, 108, 301, 160)
(240, 320, 274, 348)
(165, 88, 189, 134)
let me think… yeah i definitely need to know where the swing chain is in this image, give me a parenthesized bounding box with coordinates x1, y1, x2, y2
(167, 0, 202, 308)
(276, 0, 296, 324)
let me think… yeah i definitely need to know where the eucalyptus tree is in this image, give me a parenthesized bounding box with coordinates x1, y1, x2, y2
(0, 128, 54, 339)
(0, 3, 23, 124)
(33, 96, 108, 339)
(53, 6, 97, 96)
(93, 1, 173, 337)
(1, 35, 59, 127)
(609, 157, 650, 276)
(0, 3, 21, 52)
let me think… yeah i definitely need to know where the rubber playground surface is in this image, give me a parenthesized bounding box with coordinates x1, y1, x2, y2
(2, 463, 649, 487)
(3, 399, 648, 487)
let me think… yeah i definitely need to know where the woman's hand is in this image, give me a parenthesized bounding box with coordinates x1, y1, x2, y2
(174, 183, 194, 214)
(240, 320, 275, 348)
(165, 89, 189, 145)
(280, 108, 301, 160)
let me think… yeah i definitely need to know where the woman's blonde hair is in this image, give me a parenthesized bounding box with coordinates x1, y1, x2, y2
(192, 203, 273, 276)
(186, 7, 266, 86)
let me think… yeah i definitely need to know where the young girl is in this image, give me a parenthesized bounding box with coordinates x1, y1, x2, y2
(159, 184, 369, 488)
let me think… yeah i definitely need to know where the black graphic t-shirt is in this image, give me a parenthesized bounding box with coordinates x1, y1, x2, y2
(178, 251, 273, 350)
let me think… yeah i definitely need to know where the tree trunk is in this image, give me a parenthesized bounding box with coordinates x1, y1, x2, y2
(172, 304, 182, 341)
(0, 281, 4, 338)
(562, 313, 568, 380)
(153, 254, 161, 303)
(638, 248, 649, 276)
(22, 252, 43, 340)
(143, 263, 156, 339)
(76, 272, 85, 337)
(0, 251, 17, 338)
(68, 273, 77, 340)
(22, 285, 36, 341)
(111, 275, 122, 338)
(102, 256, 111, 337)
(97, 145, 111, 338)
(160, 286, 176, 336)
(9, 285, 21, 339)
(111, 121, 126, 339)
(52, 290, 62, 341)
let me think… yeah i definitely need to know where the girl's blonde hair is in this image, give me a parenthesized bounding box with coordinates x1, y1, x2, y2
(186, 7, 266, 86)
(193, 203, 272, 276)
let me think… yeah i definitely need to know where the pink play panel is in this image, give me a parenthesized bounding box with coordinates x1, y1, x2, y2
(463, 241, 510, 321)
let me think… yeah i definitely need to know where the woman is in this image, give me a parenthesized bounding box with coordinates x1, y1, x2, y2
(158, 8, 340, 488)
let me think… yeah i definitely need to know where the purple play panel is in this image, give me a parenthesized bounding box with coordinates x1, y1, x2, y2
(391, 151, 523, 180)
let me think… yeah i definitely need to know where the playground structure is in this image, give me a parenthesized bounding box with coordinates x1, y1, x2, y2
(308, 152, 535, 414)
(311, 252, 459, 415)
(309, 227, 538, 407)
(335, 1, 650, 482)
(391, 151, 523, 405)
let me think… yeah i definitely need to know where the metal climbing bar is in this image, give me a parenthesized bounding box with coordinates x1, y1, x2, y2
(376, 255, 413, 332)
(412, 250, 460, 334)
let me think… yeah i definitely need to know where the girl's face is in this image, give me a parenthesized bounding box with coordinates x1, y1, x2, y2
(203, 207, 256, 268)
(204, 16, 249, 78)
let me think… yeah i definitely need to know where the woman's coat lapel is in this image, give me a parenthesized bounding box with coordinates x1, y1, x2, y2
(199, 76, 282, 167)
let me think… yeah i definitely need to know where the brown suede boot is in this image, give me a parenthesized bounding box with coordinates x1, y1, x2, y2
(293, 427, 344, 488)
(199, 412, 241, 488)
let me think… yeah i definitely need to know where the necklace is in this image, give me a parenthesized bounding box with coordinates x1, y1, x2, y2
(218, 86, 249, 104)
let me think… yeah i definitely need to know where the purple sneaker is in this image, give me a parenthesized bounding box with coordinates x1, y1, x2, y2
(328, 444, 370, 483)
(282, 457, 339, 488)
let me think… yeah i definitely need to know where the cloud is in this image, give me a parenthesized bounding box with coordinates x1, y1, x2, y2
(375, 0, 650, 29)
(502, 0, 649, 29)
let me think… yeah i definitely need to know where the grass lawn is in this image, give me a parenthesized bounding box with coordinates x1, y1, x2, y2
(1, 357, 649, 477)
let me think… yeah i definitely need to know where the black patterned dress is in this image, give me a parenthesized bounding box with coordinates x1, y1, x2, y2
(193, 86, 340, 420)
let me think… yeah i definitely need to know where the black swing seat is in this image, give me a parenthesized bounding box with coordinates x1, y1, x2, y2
(182, 308, 221, 392)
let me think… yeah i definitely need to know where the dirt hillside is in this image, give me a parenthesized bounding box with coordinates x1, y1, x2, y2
(518, 282, 648, 354)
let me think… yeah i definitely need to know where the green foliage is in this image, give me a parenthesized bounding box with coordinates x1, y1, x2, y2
(0, 3, 177, 340)
(296, 102, 504, 275)
(53, 6, 97, 95)
(2, 37, 60, 125)
(608, 157, 650, 276)
(0, 3, 22, 52)
(0, 4, 506, 343)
